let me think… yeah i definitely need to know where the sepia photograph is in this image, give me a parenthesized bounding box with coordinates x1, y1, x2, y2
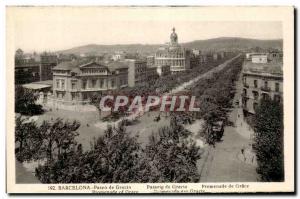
(6, 6, 294, 194)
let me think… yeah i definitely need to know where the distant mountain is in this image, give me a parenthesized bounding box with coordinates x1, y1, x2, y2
(182, 37, 283, 52)
(57, 37, 283, 56)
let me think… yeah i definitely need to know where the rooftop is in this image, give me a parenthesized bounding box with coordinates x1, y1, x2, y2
(106, 61, 128, 71)
(23, 82, 52, 90)
(243, 61, 283, 77)
(53, 60, 90, 70)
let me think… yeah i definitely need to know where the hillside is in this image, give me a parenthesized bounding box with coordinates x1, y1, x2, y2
(57, 37, 283, 56)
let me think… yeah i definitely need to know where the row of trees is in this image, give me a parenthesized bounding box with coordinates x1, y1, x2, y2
(253, 98, 284, 182)
(15, 117, 80, 163)
(123, 54, 236, 97)
(15, 116, 202, 183)
(89, 54, 237, 120)
(187, 56, 244, 145)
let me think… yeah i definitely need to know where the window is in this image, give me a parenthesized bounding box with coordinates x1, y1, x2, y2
(243, 88, 247, 95)
(252, 91, 259, 100)
(100, 79, 104, 88)
(71, 93, 76, 101)
(275, 82, 280, 92)
(83, 93, 88, 100)
(264, 81, 268, 88)
(274, 95, 281, 103)
(61, 80, 65, 89)
(71, 81, 77, 90)
(82, 80, 87, 89)
(262, 93, 270, 100)
(253, 102, 258, 111)
(56, 80, 60, 89)
(111, 79, 115, 88)
(254, 80, 258, 88)
(92, 79, 97, 88)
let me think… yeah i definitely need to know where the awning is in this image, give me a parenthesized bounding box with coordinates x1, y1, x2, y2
(22, 83, 52, 90)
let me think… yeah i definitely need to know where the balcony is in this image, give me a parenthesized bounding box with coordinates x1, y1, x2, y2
(243, 83, 249, 88)
(260, 86, 271, 92)
(241, 93, 249, 99)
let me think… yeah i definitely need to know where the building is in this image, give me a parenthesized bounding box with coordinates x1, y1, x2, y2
(213, 53, 219, 61)
(22, 80, 53, 104)
(192, 49, 201, 56)
(57, 53, 77, 63)
(51, 60, 128, 105)
(146, 56, 155, 67)
(190, 55, 200, 69)
(251, 54, 268, 63)
(154, 28, 191, 74)
(205, 52, 214, 62)
(219, 51, 225, 59)
(241, 59, 283, 114)
(146, 66, 159, 81)
(15, 49, 58, 84)
(123, 59, 147, 87)
(199, 54, 208, 64)
(268, 50, 283, 62)
(156, 64, 171, 76)
(15, 56, 40, 84)
(112, 51, 126, 61)
(39, 52, 58, 81)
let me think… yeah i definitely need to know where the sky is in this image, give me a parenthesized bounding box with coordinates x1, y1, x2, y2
(7, 7, 283, 52)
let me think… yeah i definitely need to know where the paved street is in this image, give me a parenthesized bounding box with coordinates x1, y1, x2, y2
(16, 161, 40, 184)
(198, 70, 258, 182)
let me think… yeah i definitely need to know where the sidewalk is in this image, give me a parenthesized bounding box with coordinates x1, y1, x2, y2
(199, 71, 258, 182)
(16, 161, 40, 184)
(199, 113, 258, 182)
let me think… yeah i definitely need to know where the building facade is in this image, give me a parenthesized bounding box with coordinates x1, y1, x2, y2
(251, 54, 268, 63)
(15, 49, 58, 84)
(123, 59, 147, 87)
(146, 56, 155, 67)
(145, 66, 159, 81)
(154, 28, 191, 74)
(156, 64, 171, 76)
(112, 51, 126, 61)
(39, 52, 58, 81)
(241, 60, 283, 114)
(52, 61, 128, 105)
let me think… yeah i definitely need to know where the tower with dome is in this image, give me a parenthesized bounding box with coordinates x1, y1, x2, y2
(154, 27, 191, 74)
(170, 27, 178, 46)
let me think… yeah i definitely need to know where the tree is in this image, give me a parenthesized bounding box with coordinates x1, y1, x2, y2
(15, 85, 43, 115)
(84, 124, 141, 183)
(36, 123, 141, 183)
(35, 120, 202, 183)
(15, 116, 42, 162)
(253, 98, 284, 182)
(90, 93, 102, 119)
(39, 118, 80, 164)
(141, 123, 201, 183)
(197, 95, 226, 146)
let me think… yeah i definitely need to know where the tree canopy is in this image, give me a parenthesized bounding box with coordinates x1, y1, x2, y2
(253, 98, 284, 182)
